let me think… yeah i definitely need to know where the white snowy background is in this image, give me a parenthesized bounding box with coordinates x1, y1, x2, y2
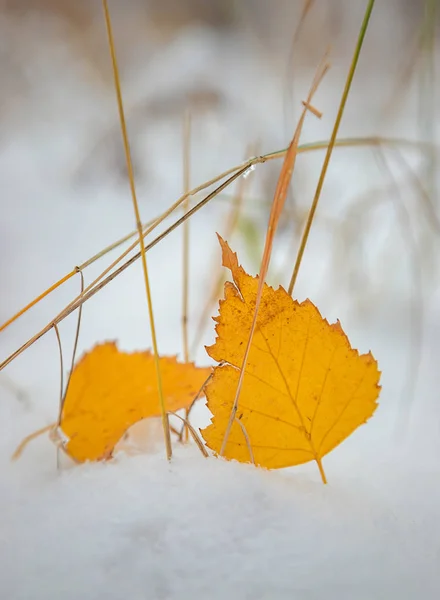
(0, 2, 439, 599)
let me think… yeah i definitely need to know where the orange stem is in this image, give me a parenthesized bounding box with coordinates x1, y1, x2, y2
(0, 270, 77, 334)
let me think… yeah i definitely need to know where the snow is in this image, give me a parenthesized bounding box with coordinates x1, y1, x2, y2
(2, 391, 440, 600)
(1, 5, 440, 600)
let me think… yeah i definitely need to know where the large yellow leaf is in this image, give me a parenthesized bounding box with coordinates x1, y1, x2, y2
(57, 342, 211, 462)
(201, 237, 381, 480)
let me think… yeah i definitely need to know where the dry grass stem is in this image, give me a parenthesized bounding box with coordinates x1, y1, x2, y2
(102, 0, 171, 459)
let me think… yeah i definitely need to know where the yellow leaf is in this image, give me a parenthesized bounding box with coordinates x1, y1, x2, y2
(201, 237, 381, 482)
(58, 342, 211, 462)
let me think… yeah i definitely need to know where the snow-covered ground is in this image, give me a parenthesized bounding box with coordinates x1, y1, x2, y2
(1, 6, 440, 599)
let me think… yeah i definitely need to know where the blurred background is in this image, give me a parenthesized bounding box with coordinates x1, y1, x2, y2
(0, 1, 439, 456)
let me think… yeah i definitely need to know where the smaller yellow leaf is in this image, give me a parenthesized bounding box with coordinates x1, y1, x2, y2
(57, 342, 211, 462)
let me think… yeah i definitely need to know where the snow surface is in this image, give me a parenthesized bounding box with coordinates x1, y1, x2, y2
(1, 7, 440, 600)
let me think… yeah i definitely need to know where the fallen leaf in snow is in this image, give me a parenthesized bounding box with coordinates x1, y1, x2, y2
(201, 237, 381, 481)
(58, 342, 211, 462)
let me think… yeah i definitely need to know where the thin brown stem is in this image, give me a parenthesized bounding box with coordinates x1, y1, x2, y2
(0, 136, 426, 336)
(0, 166, 250, 373)
(102, 0, 171, 459)
(220, 56, 328, 456)
(58, 269, 85, 423)
(182, 110, 191, 442)
(288, 0, 376, 295)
